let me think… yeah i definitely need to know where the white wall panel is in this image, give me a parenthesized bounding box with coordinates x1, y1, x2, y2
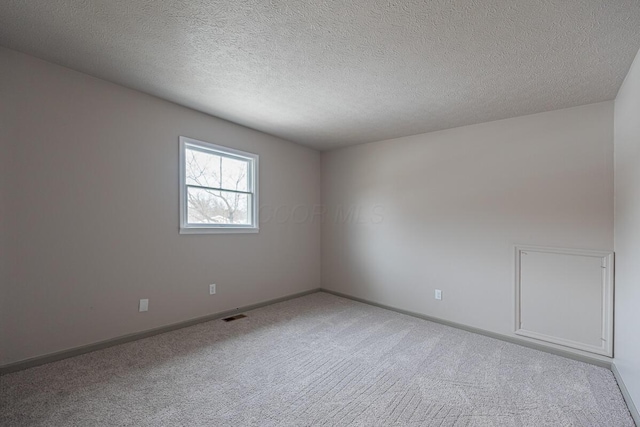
(515, 246, 613, 356)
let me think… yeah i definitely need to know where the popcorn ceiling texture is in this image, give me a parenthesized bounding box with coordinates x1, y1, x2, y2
(0, 0, 639, 150)
(0, 293, 634, 426)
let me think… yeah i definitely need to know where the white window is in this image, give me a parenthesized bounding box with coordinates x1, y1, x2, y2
(179, 137, 258, 234)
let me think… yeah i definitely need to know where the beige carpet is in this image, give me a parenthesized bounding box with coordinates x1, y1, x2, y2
(0, 292, 634, 426)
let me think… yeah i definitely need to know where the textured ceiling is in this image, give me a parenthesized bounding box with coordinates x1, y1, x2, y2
(1, 1, 640, 150)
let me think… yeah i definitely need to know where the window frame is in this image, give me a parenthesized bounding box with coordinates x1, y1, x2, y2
(179, 136, 259, 234)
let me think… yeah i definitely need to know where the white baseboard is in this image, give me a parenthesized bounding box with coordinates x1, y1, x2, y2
(612, 362, 640, 426)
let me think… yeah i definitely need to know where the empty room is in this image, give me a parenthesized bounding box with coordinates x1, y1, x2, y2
(1, 1, 640, 426)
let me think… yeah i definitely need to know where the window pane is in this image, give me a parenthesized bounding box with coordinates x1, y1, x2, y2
(184, 146, 249, 192)
(220, 156, 249, 192)
(187, 187, 251, 225)
(184, 147, 222, 188)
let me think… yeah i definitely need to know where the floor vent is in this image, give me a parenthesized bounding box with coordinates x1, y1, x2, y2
(222, 314, 247, 322)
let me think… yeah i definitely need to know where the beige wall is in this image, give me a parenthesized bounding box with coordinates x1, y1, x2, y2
(321, 102, 614, 355)
(614, 47, 640, 412)
(0, 47, 321, 366)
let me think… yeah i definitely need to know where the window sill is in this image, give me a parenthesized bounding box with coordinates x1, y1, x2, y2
(180, 227, 259, 235)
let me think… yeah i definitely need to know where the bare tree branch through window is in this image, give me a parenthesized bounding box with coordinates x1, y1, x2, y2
(185, 148, 250, 225)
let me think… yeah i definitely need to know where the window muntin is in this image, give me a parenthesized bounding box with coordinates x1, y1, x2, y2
(180, 137, 258, 233)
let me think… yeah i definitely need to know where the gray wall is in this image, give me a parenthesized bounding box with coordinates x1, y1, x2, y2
(0, 44, 628, 377)
(321, 102, 614, 357)
(614, 47, 640, 412)
(0, 47, 321, 366)
(0, 52, 11, 359)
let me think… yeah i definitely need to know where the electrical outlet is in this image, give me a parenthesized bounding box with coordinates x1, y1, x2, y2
(435, 289, 442, 300)
(209, 284, 216, 295)
(139, 299, 149, 312)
